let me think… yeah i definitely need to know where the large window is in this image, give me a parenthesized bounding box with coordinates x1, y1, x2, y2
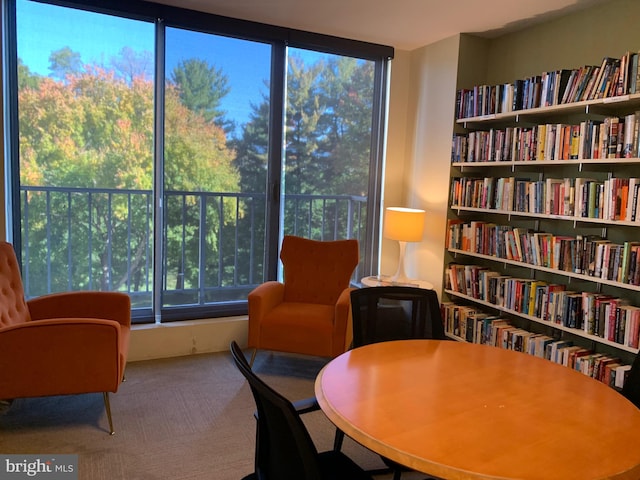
(4, 0, 393, 323)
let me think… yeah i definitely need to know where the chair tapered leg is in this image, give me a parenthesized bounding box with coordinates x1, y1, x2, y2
(103, 392, 115, 435)
(249, 348, 257, 367)
(333, 429, 345, 451)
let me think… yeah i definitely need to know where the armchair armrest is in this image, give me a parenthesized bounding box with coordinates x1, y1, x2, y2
(0, 318, 124, 399)
(247, 281, 284, 348)
(333, 287, 356, 355)
(27, 291, 131, 327)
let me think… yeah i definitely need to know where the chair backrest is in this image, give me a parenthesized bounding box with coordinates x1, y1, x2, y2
(350, 286, 446, 347)
(622, 352, 640, 409)
(0, 241, 31, 328)
(280, 235, 359, 305)
(230, 341, 323, 480)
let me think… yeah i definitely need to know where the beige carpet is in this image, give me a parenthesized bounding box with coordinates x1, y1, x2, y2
(0, 349, 429, 480)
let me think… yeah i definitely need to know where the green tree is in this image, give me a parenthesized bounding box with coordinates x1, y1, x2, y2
(284, 55, 323, 195)
(17, 58, 42, 90)
(232, 92, 270, 282)
(48, 46, 83, 81)
(316, 57, 374, 196)
(170, 58, 230, 126)
(163, 82, 240, 290)
(233, 91, 270, 195)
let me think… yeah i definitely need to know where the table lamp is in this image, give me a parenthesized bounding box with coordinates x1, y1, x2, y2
(383, 207, 426, 284)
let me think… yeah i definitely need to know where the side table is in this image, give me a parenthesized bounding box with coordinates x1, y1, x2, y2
(360, 275, 433, 290)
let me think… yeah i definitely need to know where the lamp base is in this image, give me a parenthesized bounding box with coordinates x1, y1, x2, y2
(391, 240, 409, 284)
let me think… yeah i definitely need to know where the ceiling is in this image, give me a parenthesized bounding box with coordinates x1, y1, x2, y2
(151, 0, 611, 51)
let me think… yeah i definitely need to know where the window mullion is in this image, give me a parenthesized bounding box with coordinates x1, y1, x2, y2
(153, 17, 166, 323)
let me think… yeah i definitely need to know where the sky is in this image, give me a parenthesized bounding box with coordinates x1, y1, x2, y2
(15, 0, 278, 134)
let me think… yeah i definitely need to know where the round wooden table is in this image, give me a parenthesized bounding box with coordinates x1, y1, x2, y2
(314, 340, 640, 480)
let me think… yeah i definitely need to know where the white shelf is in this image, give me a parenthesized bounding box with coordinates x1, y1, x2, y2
(449, 205, 640, 227)
(448, 248, 640, 293)
(452, 158, 640, 169)
(444, 288, 639, 354)
(456, 93, 640, 126)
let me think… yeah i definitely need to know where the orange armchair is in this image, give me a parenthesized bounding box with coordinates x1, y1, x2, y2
(247, 235, 359, 364)
(0, 241, 131, 434)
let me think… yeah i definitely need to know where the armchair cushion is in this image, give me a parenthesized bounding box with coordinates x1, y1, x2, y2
(0, 318, 125, 398)
(257, 302, 335, 357)
(281, 236, 359, 305)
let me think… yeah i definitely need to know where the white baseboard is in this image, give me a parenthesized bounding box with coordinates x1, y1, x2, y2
(128, 316, 248, 362)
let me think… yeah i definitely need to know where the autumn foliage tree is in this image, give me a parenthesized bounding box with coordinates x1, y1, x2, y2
(19, 59, 238, 297)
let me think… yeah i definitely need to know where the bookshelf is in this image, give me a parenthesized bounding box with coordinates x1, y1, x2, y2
(445, 52, 640, 390)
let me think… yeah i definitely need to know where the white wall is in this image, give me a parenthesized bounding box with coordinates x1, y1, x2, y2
(382, 36, 461, 295)
(128, 316, 248, 362)
(379, 50, 411, 278)
(485, 0, 640, 86)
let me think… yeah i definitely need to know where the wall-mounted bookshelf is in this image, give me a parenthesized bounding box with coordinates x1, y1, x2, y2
(446, 50, 640, 390)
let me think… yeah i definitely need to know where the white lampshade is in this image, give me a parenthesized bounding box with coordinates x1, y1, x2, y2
(383, 207, 426, 242)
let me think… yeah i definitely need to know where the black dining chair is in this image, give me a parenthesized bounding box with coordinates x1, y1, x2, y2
(622, 352, 640, 409)
(229, 340, 374, 480)
(334, 286, 446, 480)
(350, 285, 447, 347)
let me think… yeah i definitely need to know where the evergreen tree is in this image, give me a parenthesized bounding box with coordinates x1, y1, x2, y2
(170, 58, 230, 127)
(284, 54, 323, 195)
(316, 57, 374, 196)
(232, 92, 271, 283)
(234, 53, 374, 240)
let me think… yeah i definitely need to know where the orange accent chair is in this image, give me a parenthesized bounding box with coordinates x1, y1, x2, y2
(0, 241, 131, 434)
(247, 235, 359, 363)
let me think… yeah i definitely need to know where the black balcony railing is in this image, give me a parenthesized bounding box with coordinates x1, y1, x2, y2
(19, 186, 367, 312)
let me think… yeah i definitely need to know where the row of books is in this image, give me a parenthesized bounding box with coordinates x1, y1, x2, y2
(446, 220, 640, 286)
(451, 114, 640, 163)
(441, 302, 631, 389)
(449, 175, 640, 222)
(455, 51, 640, 119)
(446, 263, 640, 347)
